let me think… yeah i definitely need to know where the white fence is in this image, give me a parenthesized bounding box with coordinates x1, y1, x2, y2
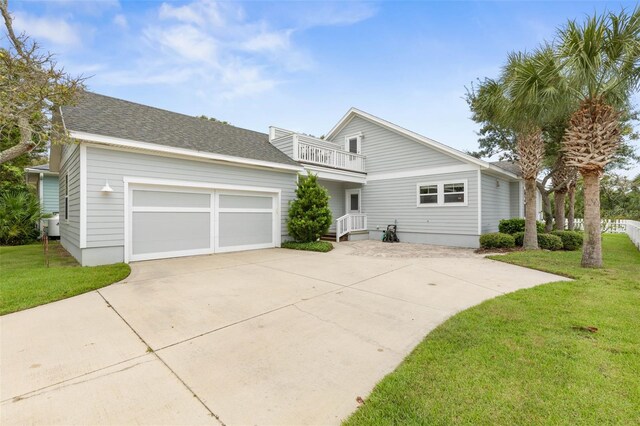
(569, 219, 640, 250)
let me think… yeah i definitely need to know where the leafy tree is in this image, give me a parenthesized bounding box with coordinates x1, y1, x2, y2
(0, 123, 47, 194)
(467, 47, 566, 249)
(557, 7, 640, 267)
(0, 0, 83, 164)
(287, 174, 332, 243)
(197, 115, 230, 125)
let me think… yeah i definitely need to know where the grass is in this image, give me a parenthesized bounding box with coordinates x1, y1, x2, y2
(344, 234, 640, 425)
(281, 240, 334, 252)
(0, 241, 130, 315)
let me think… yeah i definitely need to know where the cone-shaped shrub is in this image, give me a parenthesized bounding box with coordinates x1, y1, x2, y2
(287, 174, 332, 243)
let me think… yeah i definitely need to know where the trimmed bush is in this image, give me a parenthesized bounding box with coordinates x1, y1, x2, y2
(287, 174, 333, 243)
(479, 232, 515, 249)
(498, 218, 545, 235)
(281, 241, 333, 252)
(538, 233, 563, 251)
(513, 231, 525, 247)
(0, 191, 41, 245)
(551, 230, 584, 251)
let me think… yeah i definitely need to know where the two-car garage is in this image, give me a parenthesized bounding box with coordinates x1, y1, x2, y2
(125, 181, 280, 262)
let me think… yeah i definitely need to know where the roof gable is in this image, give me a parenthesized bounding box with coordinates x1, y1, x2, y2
(326, 108, 490, 168)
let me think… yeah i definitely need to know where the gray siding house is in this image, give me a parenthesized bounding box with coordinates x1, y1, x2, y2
(25, 164, 60, 216)
(50, 93, 523, 266)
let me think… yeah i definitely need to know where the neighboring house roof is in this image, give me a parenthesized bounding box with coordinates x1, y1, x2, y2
(325, 108, 520, 180)
(60, 92, 299, 168)
(25, 163, 58, 175)
(27, 163, 50, 171)
(490, 161, 522, 177)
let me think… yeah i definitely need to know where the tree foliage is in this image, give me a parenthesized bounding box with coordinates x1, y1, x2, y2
(287, 174, 333, 243)
(0, 190, 41, 245)
(0, 0, 84, 164)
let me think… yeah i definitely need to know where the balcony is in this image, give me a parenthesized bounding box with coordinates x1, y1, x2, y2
(270, 130, 366, 174)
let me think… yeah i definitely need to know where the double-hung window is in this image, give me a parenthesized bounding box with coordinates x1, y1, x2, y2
(417, 180, 467, 207)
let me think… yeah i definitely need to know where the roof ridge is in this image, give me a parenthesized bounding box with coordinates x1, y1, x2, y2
(77, 91, 267, 137)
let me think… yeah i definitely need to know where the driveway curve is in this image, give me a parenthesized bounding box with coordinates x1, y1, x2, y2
(1, 243, 569, 425)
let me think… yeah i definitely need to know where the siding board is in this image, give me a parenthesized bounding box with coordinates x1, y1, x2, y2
(329, 116, 464, 174)
(481, 173, 511, 233)
(59, 144, 81, 249)
(363, 171, 479, 235)
(85, 146, 297, 249)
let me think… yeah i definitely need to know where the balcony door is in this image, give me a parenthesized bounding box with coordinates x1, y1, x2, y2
(345, 189, 361, 214)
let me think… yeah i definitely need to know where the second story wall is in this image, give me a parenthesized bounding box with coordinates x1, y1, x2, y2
(329, 116, 465, 174)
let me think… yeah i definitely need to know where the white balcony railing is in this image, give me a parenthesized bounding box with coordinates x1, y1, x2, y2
(296, 135, 366, 173)
(336, 213, 367, 241)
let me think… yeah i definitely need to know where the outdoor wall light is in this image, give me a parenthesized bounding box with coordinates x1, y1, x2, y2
(101, 180, 114, 193)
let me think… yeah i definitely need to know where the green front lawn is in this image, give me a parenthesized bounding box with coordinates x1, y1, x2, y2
(0, 242, 130, 315)
(345, 234, 640, 425)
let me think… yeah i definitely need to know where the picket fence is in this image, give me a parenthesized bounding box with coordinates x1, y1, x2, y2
(569, 219, 640, 250)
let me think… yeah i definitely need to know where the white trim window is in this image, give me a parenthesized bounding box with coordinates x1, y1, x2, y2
(63, 173, 69, 221)
(417, 179, 468, 207)
(344, 134, 362, 154)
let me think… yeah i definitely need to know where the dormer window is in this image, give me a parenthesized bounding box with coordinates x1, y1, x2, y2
(344, 134, 362, 154)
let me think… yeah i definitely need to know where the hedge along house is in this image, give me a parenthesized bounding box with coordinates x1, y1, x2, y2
(49, 92, 525, 266)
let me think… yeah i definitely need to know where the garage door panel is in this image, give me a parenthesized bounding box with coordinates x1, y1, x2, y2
(132, 212, 211, 255)
(218, 212, 273, 248)
(133, 191, 210, 208)
(219, 194, 273, 209)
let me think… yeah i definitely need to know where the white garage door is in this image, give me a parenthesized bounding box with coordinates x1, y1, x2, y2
(128, 185, 278, 262)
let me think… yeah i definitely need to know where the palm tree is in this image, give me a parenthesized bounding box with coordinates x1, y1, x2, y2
(557, 8, 640, 267)
(551, 156, 577, 230)
(469, 48, 565, 249)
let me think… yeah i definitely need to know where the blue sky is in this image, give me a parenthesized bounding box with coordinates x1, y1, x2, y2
(8, 0, 639, 175)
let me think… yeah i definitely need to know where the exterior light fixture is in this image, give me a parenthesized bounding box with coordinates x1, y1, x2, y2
(101, 180, 113, 193)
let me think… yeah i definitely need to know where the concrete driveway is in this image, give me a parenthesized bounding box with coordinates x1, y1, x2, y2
(1, 244, 569, 425)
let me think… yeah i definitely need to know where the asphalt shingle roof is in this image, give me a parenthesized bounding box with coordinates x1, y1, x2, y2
(60, 92, 298, 167)
(490, 160, 522, 177)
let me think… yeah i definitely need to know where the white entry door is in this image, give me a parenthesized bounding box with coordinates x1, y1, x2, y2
(345, 189, 361, 214)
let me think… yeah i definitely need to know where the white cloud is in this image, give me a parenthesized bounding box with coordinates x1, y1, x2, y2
(147, 25, 218, 63)
(13, 12, 81, 47)
(96, 0, 376, 99)
(158, 0, 226, 28)
(113, 14, 128, 29)
(242, 30, 291, 52)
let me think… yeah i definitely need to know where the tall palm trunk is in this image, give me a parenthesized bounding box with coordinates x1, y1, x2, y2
(567, 183, 576, 231)
(581, 171, 602, 267)
(554, 190, 566, 230)
(524, 179, 538, 248)
(517, 130, 544, 250)
(563, 99, 620, 267)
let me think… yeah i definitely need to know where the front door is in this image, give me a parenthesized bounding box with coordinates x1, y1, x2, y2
(345, 189, 361, 214)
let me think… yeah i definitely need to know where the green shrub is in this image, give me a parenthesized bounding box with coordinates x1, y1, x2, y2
(538, 233, 563, 251)
(287, 174, 333, 243)
(513, 231, 525, 247)
(479, 232, 515, 249)
(498, 218, 545, 235)
(551, 230, 584, 251)
(0, 191, 42, 245)
(281, 241, 333, 252)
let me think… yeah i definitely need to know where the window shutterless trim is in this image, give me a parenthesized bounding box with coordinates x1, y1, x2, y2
(416, 179, 468, 207)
